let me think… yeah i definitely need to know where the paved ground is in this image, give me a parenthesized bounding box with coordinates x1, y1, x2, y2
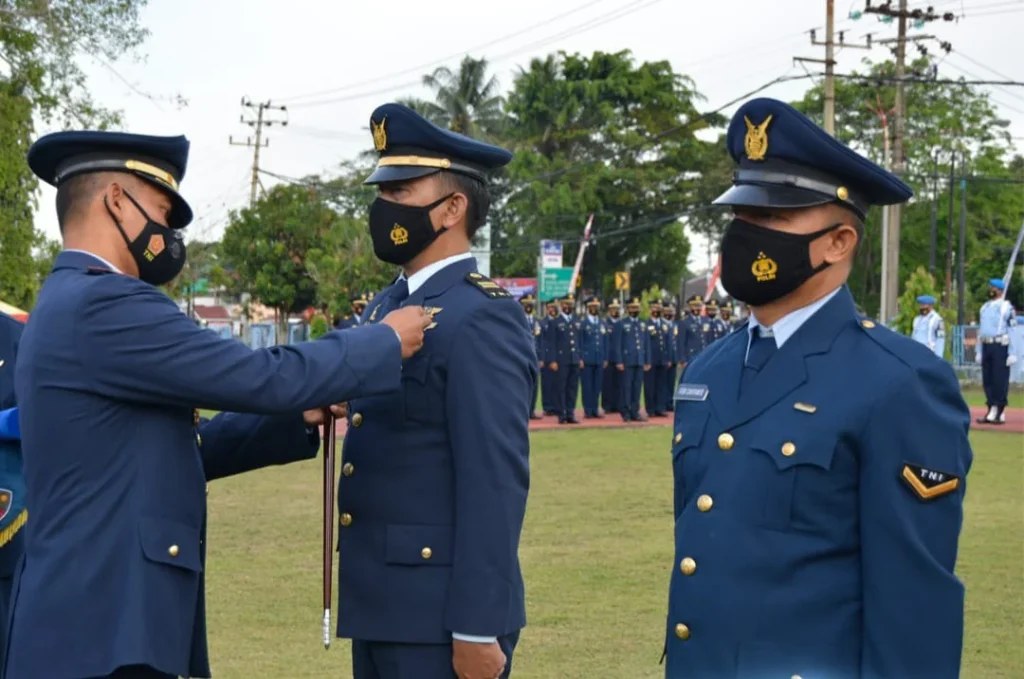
(333, 406, 1023, 435)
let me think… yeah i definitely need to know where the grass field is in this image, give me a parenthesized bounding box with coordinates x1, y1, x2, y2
(203, 426, 1023, 678)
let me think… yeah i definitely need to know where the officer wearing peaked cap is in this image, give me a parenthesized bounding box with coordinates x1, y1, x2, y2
(337, 103, 533, 679)
(579, 296, 608, 419)
(665, 98, 972, 679)
(544, 294, 582, 424)
(677, 295, 705, 372)
(8, 131, 427, 679)
(336, 294, 370, 329)
(610, 297, 649, 421)
(520, 294, 545, 420)
(602, 300, 623, 414)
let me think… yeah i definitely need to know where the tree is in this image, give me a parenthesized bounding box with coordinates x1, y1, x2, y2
(164, 241, 222, 315)
(0, 80, 40, 308)
(403, 56, 506, 141)
(218, 184, 331, 338)
(491, 50, 701, 295)
(895, 266, 956, 360)
(791, 57, 1023, 317)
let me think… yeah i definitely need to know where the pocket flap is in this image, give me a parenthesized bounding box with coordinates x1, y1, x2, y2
(672, 409, 709, 459)
(751, 429, 836, 472)
(138, 517, 203, 572)
(385, 524, 453, 566)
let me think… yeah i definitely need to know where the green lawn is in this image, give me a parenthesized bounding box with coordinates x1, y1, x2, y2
(961, 384, 1024, 409)
(203, 428, 1023, 678)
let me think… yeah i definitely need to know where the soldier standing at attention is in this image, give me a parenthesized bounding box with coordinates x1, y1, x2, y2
(703, 299, 728, 344)
(665, 98, 972, 679)
(541, 299, 560, 416)
(602, 300, 623, 415)
(644, 300, 671, 418)
(911, 294, 945, 360)
(719, 302, 741, 332)
(579, 296, 608, 419)
(975, 278, 1018, 424)
(662, 303, 679, 412)
(336, 294, 369, 329)
(611, 298, 650, 422)
(678, 295, 705, 375)
(8, 131, 430, 679)
(337, 103, 534, 679)
(520, 294, 545, 420)
(545, 295, 582, 424)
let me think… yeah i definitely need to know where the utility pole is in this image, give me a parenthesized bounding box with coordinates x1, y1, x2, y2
(229, 98, 288, 206)
(864, 0, 957, 321)
(944, 153, 955, 307)
(866, 94, 895, 321)
(798, 5, 870, 136)
(929, 152, 938, 274)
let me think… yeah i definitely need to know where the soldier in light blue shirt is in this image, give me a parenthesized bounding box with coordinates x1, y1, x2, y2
(976, 278, 1018, 424)
(911, 295, 945, 359)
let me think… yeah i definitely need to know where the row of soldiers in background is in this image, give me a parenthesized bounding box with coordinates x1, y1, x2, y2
(520, 293, 744, 424)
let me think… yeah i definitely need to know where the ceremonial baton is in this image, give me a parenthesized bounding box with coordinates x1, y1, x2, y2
(322, 407, 337, 648)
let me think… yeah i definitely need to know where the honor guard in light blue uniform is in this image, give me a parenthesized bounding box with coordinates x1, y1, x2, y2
(520, 294, 545, 420)
(662, 303, 679, 412)
(8, 131, 422, 679)
(611, 297, 650, 422)
(0, 312, 25, 673)
(541, 300, 560, 416)
(579, 297, 609, 418)
(602, 300, 623, 414)
(336, 294, 370, 329)
(975, 278, 1018, 424)
(678, 295, 706, 369)
(911, 294, 945, 359)
(666, 98, 972, 679)
(545, 295, 582, 424)
(702, 299, 728, 344)
(336, 102, 533, 679)
(643, 300, 672, 417)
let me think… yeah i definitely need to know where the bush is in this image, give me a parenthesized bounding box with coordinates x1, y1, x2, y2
(309, 314, 329, 340)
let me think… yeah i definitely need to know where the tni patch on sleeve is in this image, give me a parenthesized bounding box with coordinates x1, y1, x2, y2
(900, 463, 960, 502)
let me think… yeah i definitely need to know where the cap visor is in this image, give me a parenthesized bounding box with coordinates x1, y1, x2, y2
(363, 165, 440, 185)
(712, 183, 832, 211)
(133, 174, 192, 229)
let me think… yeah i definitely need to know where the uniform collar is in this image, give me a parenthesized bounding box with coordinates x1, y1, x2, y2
(748, 286, 842, 350)
(402, 252, 474, 296)
(53, 249, 124, 274)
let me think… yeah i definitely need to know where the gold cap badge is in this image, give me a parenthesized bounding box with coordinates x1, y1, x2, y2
(390, 223, 408, 245)
(836, 186, 849, 201)
(743, 114, 773, 161)
(371, 116, 388, 152)
(751, 251, 778, 282)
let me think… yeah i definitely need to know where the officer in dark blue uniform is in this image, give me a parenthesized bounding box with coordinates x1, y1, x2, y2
(666, 97, 971, 679)
(662, 303, 679, 413)
(579, 296, 608, 418)
(520, 294, 544, 420)
(336, 294, 369, 329)
(8, 131, 430, 679)
(602, 299, 622, 414)
(678, 295, 706, 371)
(610, 297, 649, 422)
(644, 300, 671, 417)
(541, 299, 560, 416)
(702, 299, 728, 345)
(719, 302, 741, 332)
(0, 312, 24, 672)
(545, 294, 582, 424)
(337, 102, 533, 679)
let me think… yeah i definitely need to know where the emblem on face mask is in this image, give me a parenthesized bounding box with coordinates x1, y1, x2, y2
(144, 234, 165, 261)
(390, 223, 409, 245)
(751, 251, 778, 282)
(743, 114, 772, 161)
(371, 116, 387, 152)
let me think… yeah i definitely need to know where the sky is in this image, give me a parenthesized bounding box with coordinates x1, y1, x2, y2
(29, 0, 1024, 273)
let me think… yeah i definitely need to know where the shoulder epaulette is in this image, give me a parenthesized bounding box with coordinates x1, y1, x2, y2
(465, 272, 511, 299)
(85, 266, 115, 276)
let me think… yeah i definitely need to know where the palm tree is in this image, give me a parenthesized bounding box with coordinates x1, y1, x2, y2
(405, 56, 505, 140)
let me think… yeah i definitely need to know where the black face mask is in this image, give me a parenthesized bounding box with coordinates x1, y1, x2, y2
(523, 305, 534, 314)
(919, 307, 930, 316)
(628, 310, 640, 318)
(106, 192, 186, 286)
(547, 309, 558, 317)
(720, 217, 841, 306)
(368, 194, 452, 266)
(651, 310, 661, 318)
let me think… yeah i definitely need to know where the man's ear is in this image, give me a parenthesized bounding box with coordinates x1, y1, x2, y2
(104, 179, 128, 221)
(822, 223, 859, 265)
(438, 192, 468, 230)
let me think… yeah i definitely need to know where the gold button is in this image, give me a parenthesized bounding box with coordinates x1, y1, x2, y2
(717, 433, 734, 451)
(352, 413, 363, 427)
(673, 432, 682, 444)
(781, 441, 796, 457)
(861, 319, 876, 329)
(674, 623, 690, 640)
(421, 547, 432, 560)
(342, 462, 355, 477)
(697, 495, 713, 512)
(168, 544, 179, 557)
(340, 513, 353, 527)
(680, 557, 696, 576)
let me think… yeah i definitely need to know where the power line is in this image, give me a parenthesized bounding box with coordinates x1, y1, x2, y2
(228, 98, 289, 206)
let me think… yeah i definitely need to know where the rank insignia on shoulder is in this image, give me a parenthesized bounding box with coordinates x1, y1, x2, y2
(674, 383, 709, 402)
(793, 402, 817, 414)
(369, 305, 380, 322)
(465, 272, 511, 298)
(900, 463, 960, 501)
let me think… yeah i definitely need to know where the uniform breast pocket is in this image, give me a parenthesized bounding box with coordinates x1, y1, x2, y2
(402, 355, 445, 424)
(739, 429, 839, 533)
(671, 408, 710, 491)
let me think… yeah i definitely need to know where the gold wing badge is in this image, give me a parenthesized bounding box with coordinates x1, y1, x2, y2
(424, 307, 442, 330)
(743, 114, 772, 161)
(371, 116, 388, 152)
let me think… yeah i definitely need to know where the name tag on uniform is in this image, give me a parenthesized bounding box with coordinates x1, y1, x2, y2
(674, 383, 709, 401)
